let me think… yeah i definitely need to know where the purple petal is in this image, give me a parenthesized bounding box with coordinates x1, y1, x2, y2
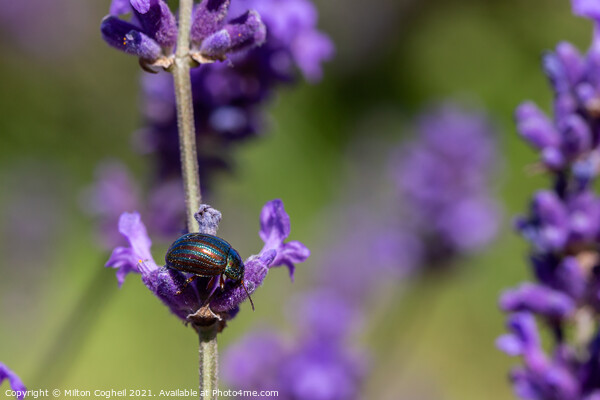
(147, 179, 185, 238)
(81, 160, 141, 248)
(280, 340, 366, 400)
(209, 251, 275, 312)
(515, 101, 560, 149)
(506, 312, 541, 350)
(573, 0, 600, 20)
(0, 363, 26, 400)
(496, 334, 525, 356)
(543, 51, 571, 94)
(436, 195, 501, 252)
(105, 246, 137, 287)
(532, 191, 568, 226)
(222, 331, 288, 390)
(142, 267, 202, 320)
(510, 368, 540, 400)
(199, 30, 230, 59)
(110, 0, 131, 16)
(555, 42, 584, 86)
(573, 152, 600, 185)
(271, 240, 310, 280)
(289, 290, 359, 340)
(561, 113, 592, 156)
(131, 0, 177, 48)
(541, 147, 565, 169)
(105, 212, 158, 286)
(499, 283, 575, 319)
(543, 366, 579, 400)
(259, 199, 291, 250)
(292, 30, 334, 83)
(554, 257, 586, 300)
(584, 391, 600, 400)
(567, 190, 600, 240)
(190, 0, 231, 45)
(200, 10, 266, 59)
(101, 16, 162, 60)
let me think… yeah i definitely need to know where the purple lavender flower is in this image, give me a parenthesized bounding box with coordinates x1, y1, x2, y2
(223, 332, 366, 400)
(499, 283, 575, 320)
(228, 0, 334, 82)
(496, 313, 581, 400)
(499, 3, 600, 398)
(93, 0, 333, 245)
(81, 160, 141, 248)
(136, 0, 333, 192)
(101, 0, 266, 67)
(0, 363, 26, 400)
(393, 103, 501, 262)
(223, 102, 502, 400)
(105, 199, 309, 321)
(0, 0, 92, 60)
(82, 161, 189, 247)
(101, 0, 177, 63)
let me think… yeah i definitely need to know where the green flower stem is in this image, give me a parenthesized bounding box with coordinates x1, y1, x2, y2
(198, 324, 219, 399)
(173, 0, 201, 234)
(172, 1, 219, 398)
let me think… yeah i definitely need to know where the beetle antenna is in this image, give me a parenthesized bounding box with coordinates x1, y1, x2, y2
(241, 279, 255, 311)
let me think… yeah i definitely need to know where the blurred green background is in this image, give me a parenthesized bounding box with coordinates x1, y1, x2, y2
(0, 0, 592, 399)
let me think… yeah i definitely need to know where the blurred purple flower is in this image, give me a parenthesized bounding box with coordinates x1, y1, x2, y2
(81, 161, 141, 248)
(0, 0, 92, 60)
(105, 200, 309, 321)
(499, 4, 600, 398)
(223, 101, 502, 399)
(0, 363, 26, 400)
(229, 0, 334, 82)
(223, 332, 366, 400)
(394, 103, 501, 262)
(287, 290, 361, 341)
(82, 160, 189, 248)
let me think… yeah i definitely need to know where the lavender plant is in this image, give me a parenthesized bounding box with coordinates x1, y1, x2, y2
(222, 103, 502, 399)
(0, 363, 26, 400)
(87, 0, 333, 242)
(99, 0, 314, 397)
(497, 1, 600, 398)
(391, 104, 501, 263)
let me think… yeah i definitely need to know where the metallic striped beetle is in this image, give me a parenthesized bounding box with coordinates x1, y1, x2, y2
(165, 232, 255, 310)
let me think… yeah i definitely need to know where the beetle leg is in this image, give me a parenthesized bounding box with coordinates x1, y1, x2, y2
(175, 274, 197, 295)
(206, 276, 217, 289)
(220, 275, 226, 290)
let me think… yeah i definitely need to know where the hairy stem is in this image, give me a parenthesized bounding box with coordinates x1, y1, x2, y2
(172, 1, 218, 398)
(173, 0, 201, 234)
(198, 325, 219, 399)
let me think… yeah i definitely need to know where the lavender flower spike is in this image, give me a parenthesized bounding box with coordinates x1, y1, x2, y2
(0, 363, 26, 400)
(498, 2, 600, 398)
(105, 200, 309, 321)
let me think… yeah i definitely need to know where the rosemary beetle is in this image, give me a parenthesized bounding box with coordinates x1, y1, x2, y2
(165, 232, 255, 310)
